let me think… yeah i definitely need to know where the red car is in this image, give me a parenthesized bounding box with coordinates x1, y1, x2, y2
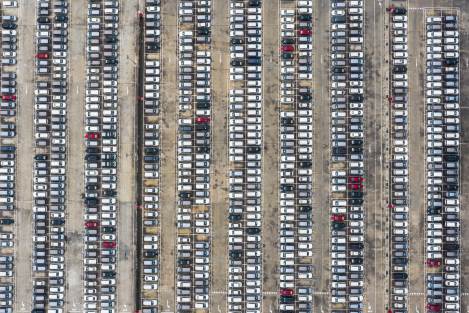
(36, 53, 49, 59)
(195, 116, 210, 124)
(85, 221, 99, 229)
(426, 303, 441, 312)
(349, 183, 363, 190)
(102, 241, 116, 249)
(280, 288, 293, 296)
(298, 28, 312, 36)
(426, 258, 441, 267)
(281, 45, 294, 52)
(331, 214, 345, 222)
(85, 132, 100, 139)
(1, 95, 16, 101)
(349, 176, 364, 183)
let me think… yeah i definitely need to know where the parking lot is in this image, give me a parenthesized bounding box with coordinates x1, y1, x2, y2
(328, 1, 366, 311)
(277, 0, 314, 312)
(1, 0, 469, 313)
(0, 1, 18, 312)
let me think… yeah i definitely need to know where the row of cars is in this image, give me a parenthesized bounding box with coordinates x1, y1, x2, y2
(387, 5, 409, 313)
(139, 0, 161, 311)
(277, 1, 314, 312)
(32, 0, 69, 311)
(83, 0, 120, 311)
(0, 2, 18, 313)
(175, 0, 212, 311)
(424, 14, 461, 313)
(227, 0, 263, 312)
(329, 1, 365, 311)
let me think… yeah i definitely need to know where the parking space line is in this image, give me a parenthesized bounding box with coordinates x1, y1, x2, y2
(1, 1, 22, 312)
(423, 8, 461, 313)
(385, 1, 410, 311)
(226, 0, 264, 311)
(82, 0, 121, 311)
(277, 1, 315, 312)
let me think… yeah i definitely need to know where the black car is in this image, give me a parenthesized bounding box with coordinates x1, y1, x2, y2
(248, 0, 261, 7)
(427, 207, 441, 215)
(392, 257, 408, 265)
(444, 243, 459, 251)
(299, 206, 312, 213)
(281, 117, 294, 126)
(393, 272, 408, 280)
(230, 37, 243, 45)
(104, 35, 118, 43)
(55, 14, 68, 22)
(37, 17, 50, 23)
(298, 14, 312, 21)
(101, 271, 116, 278)
(332, 66, 346, 73)
(86, 147, 100, 154)
(84, 198, 98, 206)
(348, 243, 364, 250)
(177, 258, 191, 265)
(229, 251, 242, 260)
(228, 214, 242, 222)
(392, 7, 407, 15)
(349, 191, 363, 198)
(2, 22, 16, 29)
(246, 227, 260, 235)
(230, 59, 244, 66)
(349, 198, 363, 205)
(350, 258, 363, 265)
(179, 191, 192, 199)
(197, 27, 210, 36)
(349, 139, 363, 146)
(50, 219, 65, 226)
(105, 57, 118, 65)
(102, 226, 116, 233)
(103, 190, 117, 197)
(444, 58, 458, 66)
(85, 154, 100, 161)
(299, 94, 312, 102)
(144, 250, 158, 258)
(246, 146, 260, 153)
(333, 147, 346, 155)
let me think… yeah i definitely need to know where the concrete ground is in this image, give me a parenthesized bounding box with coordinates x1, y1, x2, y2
(7, 0, 469, 311)
(158, 0, 178, 311)
(407, 2, 427, 312)
(363, 0, 388, 313)
(64, 1, 86, 312)
(14, 1, 35, 312)
(311, 0, 333, 312)
(407, 1, 469, 312)
(261, 0, 280, 311)
(116, 0, 140, 311)
(209, 0, 230, 311)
